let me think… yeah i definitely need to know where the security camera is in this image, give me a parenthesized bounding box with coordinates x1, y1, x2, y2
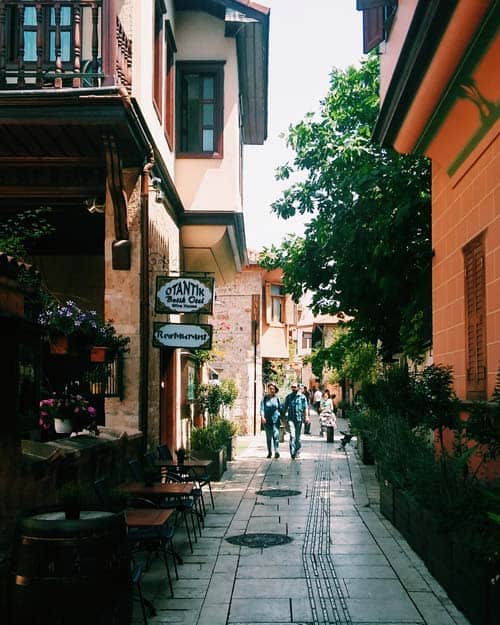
(150, 176, 161, 187)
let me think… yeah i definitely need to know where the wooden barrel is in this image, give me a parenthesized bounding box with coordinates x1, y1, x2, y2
(10, 510, 132, 625)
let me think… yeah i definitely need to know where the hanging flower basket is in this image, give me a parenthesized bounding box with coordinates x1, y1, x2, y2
(49, 334, 69, 355)
(90, 346, 109, 363)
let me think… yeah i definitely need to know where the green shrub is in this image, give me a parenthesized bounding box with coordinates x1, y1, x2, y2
(191, 418, 238, 452)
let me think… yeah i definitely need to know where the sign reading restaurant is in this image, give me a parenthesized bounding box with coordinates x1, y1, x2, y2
(155, 275, 214, 314)
(153, 322, 213, 350)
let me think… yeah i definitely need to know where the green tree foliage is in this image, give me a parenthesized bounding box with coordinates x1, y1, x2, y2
(260, 55, 432, 359)
(0, 207, 54, 259)
(308, 329, 379, 387)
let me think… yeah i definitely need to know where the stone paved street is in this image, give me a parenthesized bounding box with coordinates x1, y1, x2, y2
(133, 418, 472, 625)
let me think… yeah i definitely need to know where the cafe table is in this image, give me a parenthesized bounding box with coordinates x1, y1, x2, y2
(119, 481, 198, 553)
(125, 507, 174, 527)
(154, 459, 214, 512)
(120, 481, 195, 498)
(155, 459, 212, 470)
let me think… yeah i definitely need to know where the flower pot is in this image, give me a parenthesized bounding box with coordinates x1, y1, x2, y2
(49, 334, 69, 355)
(90, 346, 109, 363)
(54, 417, 73, 434)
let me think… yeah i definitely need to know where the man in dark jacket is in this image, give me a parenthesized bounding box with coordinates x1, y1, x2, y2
(283, 383, 309, 458)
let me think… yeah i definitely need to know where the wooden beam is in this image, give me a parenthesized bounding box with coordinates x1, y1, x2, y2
(103, 132, 128, 241)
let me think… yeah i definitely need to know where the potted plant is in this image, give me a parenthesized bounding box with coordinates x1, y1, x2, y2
(38, 297, 130, 360)
(38, 298, 99, 352)
(90, 319, 130, 362)
(212, 418, 239, 461)
(191, 424, 226, 480)
(39, 392, 98, 436)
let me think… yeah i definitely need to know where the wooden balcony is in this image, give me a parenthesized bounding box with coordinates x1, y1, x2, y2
(0, 1, 131, 90)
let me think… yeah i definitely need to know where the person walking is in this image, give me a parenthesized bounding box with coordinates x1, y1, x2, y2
(318, 389, 336, 437)
(260, 383, 282, 459)
(283, 382, 309, 459)
(301, 384, 312, 435)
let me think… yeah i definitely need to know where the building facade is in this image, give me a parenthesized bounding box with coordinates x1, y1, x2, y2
(359, 0, 499, 473)
(0, 0, 269, 454)
(211, 253, 295, 435)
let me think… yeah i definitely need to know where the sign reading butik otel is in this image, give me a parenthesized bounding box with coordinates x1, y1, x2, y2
(153, 322, 213, 349)
(155, 276, 214, 314)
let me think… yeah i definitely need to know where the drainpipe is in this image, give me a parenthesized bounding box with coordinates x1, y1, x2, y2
(140, 157, 154, 449)
(253, 320, 258, 436)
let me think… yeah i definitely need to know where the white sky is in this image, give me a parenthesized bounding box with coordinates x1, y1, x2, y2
(243, 0, 364, 252)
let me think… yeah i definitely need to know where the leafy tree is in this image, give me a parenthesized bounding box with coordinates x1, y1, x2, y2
(260, 55, 432, 360)
(307, 328, 380, 388)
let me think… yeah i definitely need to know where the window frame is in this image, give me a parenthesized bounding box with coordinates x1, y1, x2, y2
(463, 232, 487, 401)
(152, 1, 165, 121)
(301, 331, 312, 350)
(6, 4, 74, 67)
(163, 21, 176, 150)
(265, 283, 285, 326)
(176, 61, 224, 159)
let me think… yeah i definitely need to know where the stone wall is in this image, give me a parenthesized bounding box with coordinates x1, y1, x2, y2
(211, 269, 263, 435)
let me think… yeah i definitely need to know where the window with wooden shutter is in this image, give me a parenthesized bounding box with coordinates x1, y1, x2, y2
(362, 6, 384, 53)
(463, 233, 487, 400)
(357, 1, 397, 54)
(264, 283, 285, 324)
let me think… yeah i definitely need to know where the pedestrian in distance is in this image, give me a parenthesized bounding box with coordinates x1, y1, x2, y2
(283, 382, 309, 459)
(301, 384, 312, 435)
(260, 383, 281, 459)
(312, 385, 322, 415)
(318, 389, 336, 437)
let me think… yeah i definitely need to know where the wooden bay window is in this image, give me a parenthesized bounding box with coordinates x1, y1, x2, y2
(177, 61, 224, 158)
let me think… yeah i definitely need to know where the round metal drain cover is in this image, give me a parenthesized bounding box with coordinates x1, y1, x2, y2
(226, 533, 293, 548)
(255, 489, 301, 497)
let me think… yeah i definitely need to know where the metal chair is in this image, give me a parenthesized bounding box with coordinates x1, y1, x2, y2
(145, 451, 206, 522)
(131, 559, 150, 625)
(93, 478, 178, 599)
(127, 458, 198, 553)
(158, 445, 215, 510)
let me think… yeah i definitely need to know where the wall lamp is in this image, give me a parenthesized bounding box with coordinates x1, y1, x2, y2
(150, 176, 164, 203)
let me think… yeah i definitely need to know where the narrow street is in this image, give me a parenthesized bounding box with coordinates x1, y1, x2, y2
(134, 417, 471, 625)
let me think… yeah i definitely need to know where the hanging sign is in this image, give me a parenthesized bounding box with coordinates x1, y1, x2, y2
(155, 275, 214, 314)
(153, 322, 213, 349)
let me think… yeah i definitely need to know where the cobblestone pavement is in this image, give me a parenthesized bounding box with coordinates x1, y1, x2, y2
(133, 418, 471, 625)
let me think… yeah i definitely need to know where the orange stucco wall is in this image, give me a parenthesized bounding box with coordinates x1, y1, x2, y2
(432, 133, 500, 399)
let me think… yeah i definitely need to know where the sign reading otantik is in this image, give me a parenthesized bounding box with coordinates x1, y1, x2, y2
(155, 275, 214, 314)
(153, 322, 213, 350)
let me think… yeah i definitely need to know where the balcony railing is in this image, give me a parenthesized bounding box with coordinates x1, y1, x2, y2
(0, 1, 131, 90)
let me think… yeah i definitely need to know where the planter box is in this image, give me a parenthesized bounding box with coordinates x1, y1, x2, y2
(451, 540, 497, 625)
(190, 448, 226, 481)
(226, 435, 237, 461)
(379, 479, 497, 625)
(379, 479, 395, 523)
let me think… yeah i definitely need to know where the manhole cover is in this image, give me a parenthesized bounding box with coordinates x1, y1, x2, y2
(255, 489, 301, 497)
(226, 533, 293, 548)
